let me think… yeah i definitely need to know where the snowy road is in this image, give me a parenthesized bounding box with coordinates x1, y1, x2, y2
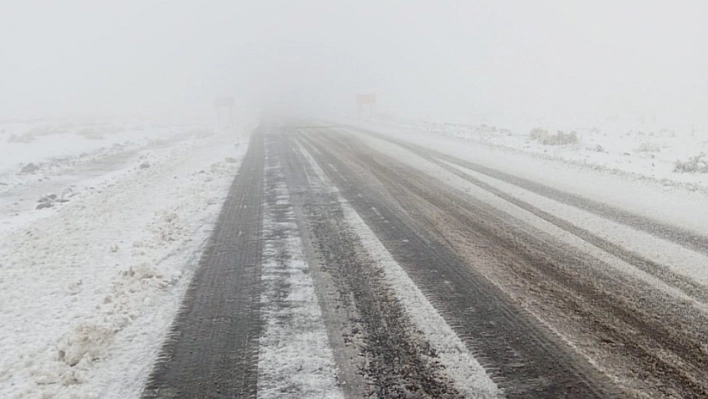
(140, 122, 708, 398)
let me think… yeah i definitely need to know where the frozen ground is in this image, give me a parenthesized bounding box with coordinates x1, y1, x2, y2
(352, 117, 708, 193)
(0, 118, 251, 399)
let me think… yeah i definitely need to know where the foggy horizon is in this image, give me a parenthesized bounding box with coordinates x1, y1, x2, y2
(2, 1, 708, 128)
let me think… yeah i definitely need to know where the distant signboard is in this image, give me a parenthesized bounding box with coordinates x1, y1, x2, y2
(213, 96, 235, 127)
(355, 93, 376, 105)
(214, 96, 235, 108)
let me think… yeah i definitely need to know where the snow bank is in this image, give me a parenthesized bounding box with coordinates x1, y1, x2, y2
(0, 125, 249, 399)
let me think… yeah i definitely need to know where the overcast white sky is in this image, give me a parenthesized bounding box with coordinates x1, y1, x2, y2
(1, 1, 707, 125)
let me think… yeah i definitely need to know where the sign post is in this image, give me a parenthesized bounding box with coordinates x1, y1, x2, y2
(355, 93, 376, 118)
(214, 96, 235, 127)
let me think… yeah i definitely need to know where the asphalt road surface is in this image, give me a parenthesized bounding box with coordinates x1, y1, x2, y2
(142, 123, 708, 398)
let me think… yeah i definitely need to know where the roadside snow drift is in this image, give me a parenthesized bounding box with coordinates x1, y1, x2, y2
(0, 122, 250, 399)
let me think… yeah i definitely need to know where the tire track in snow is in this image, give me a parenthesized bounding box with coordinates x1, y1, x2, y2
(321, 128, 708, 398)
(438, 157, 708, 303)
(345, 125, 708, 257)
(299, 129, 617, 398)
(257, 133, 343, 398)
(295, 135, 501, 399)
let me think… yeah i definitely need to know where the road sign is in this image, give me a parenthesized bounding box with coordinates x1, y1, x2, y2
(355, 93, 376, 105)
(214, 96, 235, 108)
(214, 96, 235, 127)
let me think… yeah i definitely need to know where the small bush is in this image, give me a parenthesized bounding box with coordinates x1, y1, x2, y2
(546, 131, 577, 145)
(7, 134, 35, 143)
(529, 128, 548, 140)
(674, 153, 708, 173)
(530, 129, 578, 145)
(635, 142, 661, 153)
(499, 128, 513, 136)
(475, 124, 498, 134)
(77, 127, 106, 140)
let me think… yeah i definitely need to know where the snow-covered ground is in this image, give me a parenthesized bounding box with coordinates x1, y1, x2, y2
(352, 117, 708, 193)
(0, 119, 211, 186)
(0, 118, 221, 230)
(0, 118, 251, 399)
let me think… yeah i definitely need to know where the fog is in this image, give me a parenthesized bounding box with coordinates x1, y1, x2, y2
(2, 1, 707, 127)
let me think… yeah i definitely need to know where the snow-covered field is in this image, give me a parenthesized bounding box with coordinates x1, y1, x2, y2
(353, 117, 708, 193)
(0, 118, 251, 398)
(0, 119, 221, 229)
(0, 119, 211, 186)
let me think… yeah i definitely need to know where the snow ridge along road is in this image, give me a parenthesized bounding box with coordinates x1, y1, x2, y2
(257, 133, 343, 398)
